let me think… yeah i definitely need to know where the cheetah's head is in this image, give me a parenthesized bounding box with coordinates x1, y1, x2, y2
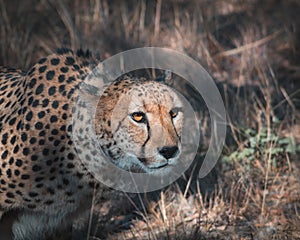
(94, 78, 183, 174)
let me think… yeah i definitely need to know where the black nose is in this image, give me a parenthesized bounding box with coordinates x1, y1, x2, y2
(158, 146, 179, 159)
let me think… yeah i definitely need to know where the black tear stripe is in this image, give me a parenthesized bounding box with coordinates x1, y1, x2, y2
(142, 121, 151, 147)
(172, 107, 183, 139)
(172, 118, 181, 140)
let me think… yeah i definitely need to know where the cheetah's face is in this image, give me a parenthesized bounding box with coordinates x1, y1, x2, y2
(96, 81, 183, 174)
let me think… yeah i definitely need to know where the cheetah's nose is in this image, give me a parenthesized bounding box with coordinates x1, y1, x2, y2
(158, 146, 179, 159)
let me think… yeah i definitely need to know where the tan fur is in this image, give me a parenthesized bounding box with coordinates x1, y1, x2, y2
(0, 49, 183, 239)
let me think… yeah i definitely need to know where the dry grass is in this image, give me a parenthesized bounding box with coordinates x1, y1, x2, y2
(1, 0, 300, 239)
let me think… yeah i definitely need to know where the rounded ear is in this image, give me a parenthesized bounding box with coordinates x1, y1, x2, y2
(155, 70, 173, 85)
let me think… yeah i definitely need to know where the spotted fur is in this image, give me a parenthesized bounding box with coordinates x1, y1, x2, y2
(0, 49, 183, 239)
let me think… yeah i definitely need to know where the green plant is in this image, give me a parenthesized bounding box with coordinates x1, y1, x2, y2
(222, 126, 299, 168)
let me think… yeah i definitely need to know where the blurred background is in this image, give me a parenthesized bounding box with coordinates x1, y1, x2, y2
(1, 0, 299, 239)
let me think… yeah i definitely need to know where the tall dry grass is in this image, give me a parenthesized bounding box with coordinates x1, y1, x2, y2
(1, 0, 300, 239)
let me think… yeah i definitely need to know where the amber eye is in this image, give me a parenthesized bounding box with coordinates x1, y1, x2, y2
(131, 112, 146, 123)
(170, 109, 179, 118)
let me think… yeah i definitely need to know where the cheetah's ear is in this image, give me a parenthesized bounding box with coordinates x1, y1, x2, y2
(155, 70, 173, 85)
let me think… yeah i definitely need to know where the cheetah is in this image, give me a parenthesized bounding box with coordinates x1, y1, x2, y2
(0, 49, 183, 239)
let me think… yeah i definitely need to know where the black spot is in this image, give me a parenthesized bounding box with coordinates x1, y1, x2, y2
(73, 64, 80, 70)
(67, 163, 75, 169)
(67, 125, 72, 132)
(38, 58, 47, 64)
(67, 153, 75, 160)
(29, 78, 37, 88)
(11, 81, 18, 87)
(46, 70, 55, 80)
(14, 170, 20, 176)
(48, 136, 54, 141)
(53, 140, 61, 146)
(51, 129, 58, 135)
(27, 67, 36, 75)
(58, 75, 65, 82)
(27, 96, 34, 105)
(26, 111, 34, 122)
(76, 172, 84, 179)
(60, 67, 68, 73)
(29, 192, 38, 197)
(39, 66, 47, 74)
(8, 117, 16, 126)
(31, 155, 38, 161)
(4, 101, 11, 108)
(1, 150, 8, 159)
(38, 111, 45, 119)
(21, 133, 27, 142)
(21, 174, 30, 180)
(46, 160, 52, 166)
(42, 99, 49, 107)
(62, 113, 68, 120)
(35, 84, 44, 95)
(13, 145, 19, 154)
(16, 190, 22, 195)
(65, 57, 75, 65)
(0, 84, 8, 91)
(42, 148, 49, 156)
(21, 106, 27, 114)
(6, 192, 14, 198)
(10, 136, 16, 144)
(35, 177, 44, 182)
(22, 148, 30, 156)
(30, 137, 36, 144)
(1, 133, 8, 145)
(59, 85, 65, 93)
(32, 99, 39, 107)
(6, 169, 12, 178)
(32, 165, 41, 172)
(8, 157, 14, 165)
(48, 86, 56, 96)
(35, 122, 43, 130)
(52, 101, 59, 109)
(8, 184, 15, 189)
(67, 76, 75, 84)
(36, 183, 43, 188)
(7, 90, 13, 98)
(16, 120, 23, 130)
(16, 159, 23, 167)
(62, 103, 69, 110)
(51, 58, 60, 65)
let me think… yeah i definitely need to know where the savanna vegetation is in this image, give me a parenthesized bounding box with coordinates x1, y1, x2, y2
(0, 0, 299, 239)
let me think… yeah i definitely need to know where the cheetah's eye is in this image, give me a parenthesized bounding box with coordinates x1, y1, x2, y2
(170, 109, 179, 118)
(131, 112, 146, 123)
